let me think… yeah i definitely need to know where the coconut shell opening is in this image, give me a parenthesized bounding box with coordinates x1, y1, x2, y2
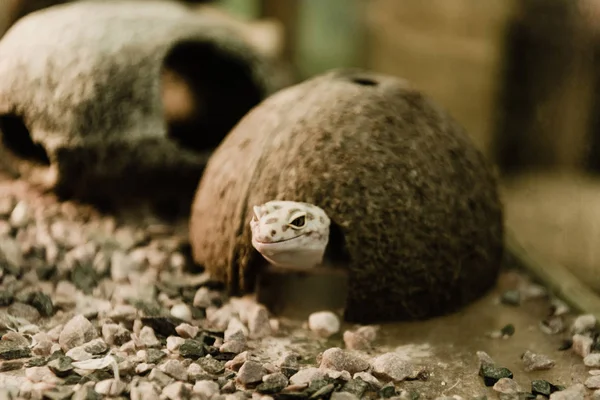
(0, 114, 50, 166)
(161, 39, 265, 153)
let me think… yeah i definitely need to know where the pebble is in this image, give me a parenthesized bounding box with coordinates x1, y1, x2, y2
(149, 368, 175, 387)
(585, 354, 600, 368)
(102, 323, 131, 346)
(9, 201, 31, 228)
(248, 304, 272, 339)
(170, 304, 193, 321)
(343, 326, 377, 351)
(493, 377, 521, 394)
(179, 339, 205, 359)
(549, 383, 586, 400)
(130, 381, 161, 400)
(7, 302, 40, 322)
(371, 352, 414, 382)
(25, 366, 55, 383)
(166, 336, 186, 352)
(289, 367, 326, 386)
(95, 379, 127, 396)
(84, 338, 109, 355)
(308, 311, 340, 338)
(225, 317, 249, 341)
(137, 326, 161, 348)
(353, 371, 382, 390)
(162, 381, 192, 400)
(220, 339, 246, 354)
(479, 364, 513, 387)
(572, 334, 593, 358)
(572, 314, 597, 334)
(159, 359, 188, 382)
(319, 347, 370, 374)
(198, 356, 226, 375)
(521, 350, 555, 371)
(193, 380, 220, 398)
(175, 323, 199, 339)
(586, 376, 600, 390)
(59, 315, 98, 351)
(237, 360, 267, 385)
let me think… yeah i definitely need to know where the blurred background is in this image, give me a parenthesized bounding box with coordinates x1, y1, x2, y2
(2, 0, 600, 290)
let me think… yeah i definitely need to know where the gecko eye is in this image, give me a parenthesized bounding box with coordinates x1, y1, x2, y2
(288, 215, 307, 229)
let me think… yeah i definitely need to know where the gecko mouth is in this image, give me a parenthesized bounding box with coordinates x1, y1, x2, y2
(253, 234, 307, 246)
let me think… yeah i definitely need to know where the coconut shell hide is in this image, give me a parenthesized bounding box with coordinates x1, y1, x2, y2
(190, 69, 504, 323)
(0, 0, 276, 211)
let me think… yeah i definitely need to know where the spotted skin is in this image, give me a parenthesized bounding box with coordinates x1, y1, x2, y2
(250, 200, 331, 269)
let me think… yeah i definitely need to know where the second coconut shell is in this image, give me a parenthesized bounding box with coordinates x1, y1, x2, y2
(190, 69, 504, 323)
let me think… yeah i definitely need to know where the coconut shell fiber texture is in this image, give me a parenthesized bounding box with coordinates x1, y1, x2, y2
(190, 69, 504, 323)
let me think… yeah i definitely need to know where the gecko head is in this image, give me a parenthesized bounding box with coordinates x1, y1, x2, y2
(249, 200, 331, 269)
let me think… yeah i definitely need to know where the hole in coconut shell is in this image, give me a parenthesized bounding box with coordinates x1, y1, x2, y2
(350, 76, 378, 86)
(0, 114, 50, 165)
(161, 40, 264, 152)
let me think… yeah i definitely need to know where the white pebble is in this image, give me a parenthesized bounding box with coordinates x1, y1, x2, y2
(170, 304, 192, 321)
(308, 311, 340, 338)
(572, 314, 597, 334)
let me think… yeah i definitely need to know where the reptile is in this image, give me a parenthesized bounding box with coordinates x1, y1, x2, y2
(250, 200, 331, 269)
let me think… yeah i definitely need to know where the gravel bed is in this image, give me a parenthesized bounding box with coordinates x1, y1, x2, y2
(0, 178, 599, 400)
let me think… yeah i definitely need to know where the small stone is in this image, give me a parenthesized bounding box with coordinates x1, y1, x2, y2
(521, 350, 555, 371)
(493, 378, 520, 394)
(72, 386, 102, 400)
(9, 201, 30, 228)
(83, 339, 109, 355)
(540, 316, 565, 335)
(59, 315, 98, 351)
(319, 347, 369, 374)
(310, 382, 335, 398)
(586, 354, 600, 368)
(141, 316, 179, 337)
(225, 351, 249, 371)
(248, 305, 272, 339)
(572, 334, 594, 358)
(476, 351, 495, 367)
(95, 379, 127, 396)
(353, 371, 382, 390)
(47, 356, 74, 377)
(138, 326, 161, 348)
(532, 380, 552, 397)
(160, 359, 188, 381)
(179, 339, 205, 359)
(371, 352, 414, 382)
(8, 302, 40, 322)
(146, 348, 167, 364)
(149, 368, 175, 387)
(289, 367, 326, 386)
(500, 324, 515, 338)
(549, 383, 585, 400)
(25, 366, 55, 383)
(130, 381, 161, 400)
(107, 304, 138, 321)
(586, 376, 600, 389)
(379, 381, 397, 398)
(193, 287, 213, 308)
(343, 329, 373, 351)
(66, 346, 93, 362)
(340, 378, 369, 398)
(176, 323, 200, 339)
(479, 363, 513, 387)
(135, 362, 155, 375)
(572, 314, 597, 334)
(171, 304, 193, 321)
(193, 380, 220, 398)
(0, 340, 31, 360)
(102, 323, 131, 346)
(308, 311, 340, 338)
(27, 292, 54, 317)
(0, 360, 24, 372)
(500, 290, 521, 306)
(257, 372, 289, 394)
(198, 356, 226, 375)
(225, 317, 248, 341)
(162, 381, 191, 400)
(166, 336, 186, 352)
(220, 340, 245, 354)
(237, 360, 267, 385)
(0, 237, 23, 276)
